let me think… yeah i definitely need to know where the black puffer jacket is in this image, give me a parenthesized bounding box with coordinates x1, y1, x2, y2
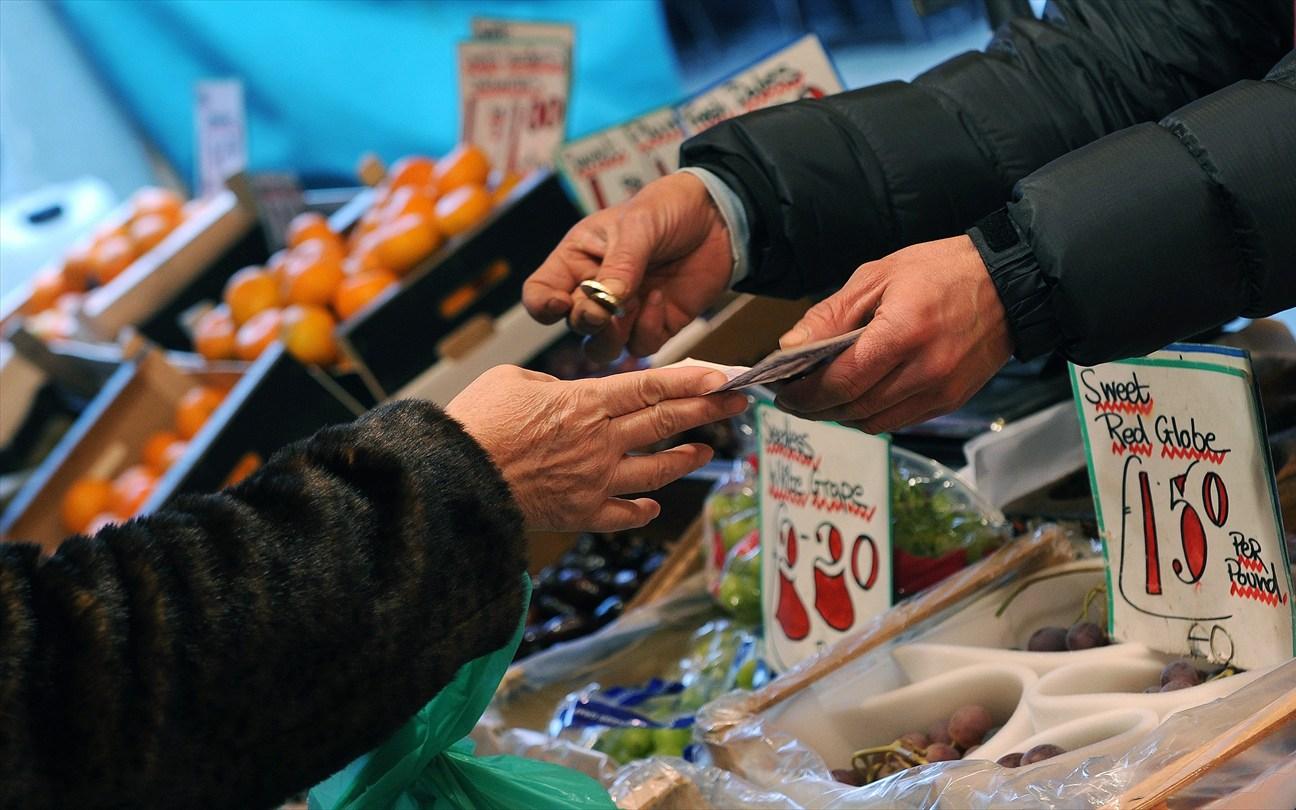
(971, 51, 1295, 364)
(680, 0, 1293, 356)
(0, 401, 526, 809)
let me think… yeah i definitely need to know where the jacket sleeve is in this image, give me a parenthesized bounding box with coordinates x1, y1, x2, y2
(972, 51, 1296, 365)
(0, 401, 527, 810)
(678, 0, 1293, 299)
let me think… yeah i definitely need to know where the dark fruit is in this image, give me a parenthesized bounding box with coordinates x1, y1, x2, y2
(947, 704, 993, 748)
(897, 731, 928, 752)
(612, 569, 641, 598)
(996, 752, 1023, 768)
(593, 596, 624, 625)
(1160, 677, 1197, 693)
(1020, 743, 1065, 765)
(1065, 621, 1109, 651)
(539, 613, 590, 644)
(925, 742, 961, 762)
(555, 568, 604, 609)
(1160, 660, 1202, 687)
(831, 768, 863, 786)
(1027, 626, 1069, 652)
(927, 718, 953, 745)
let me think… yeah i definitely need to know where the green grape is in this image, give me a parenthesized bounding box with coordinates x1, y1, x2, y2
(619, 727, 655, 759)
(734, 657, 757, 690)
(651, 727, 693, 757)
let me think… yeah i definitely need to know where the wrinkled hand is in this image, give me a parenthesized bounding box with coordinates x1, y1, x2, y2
(776, 236, 1013, 433)
(523, 173, 733, 363)
(447, 364, 747, 532)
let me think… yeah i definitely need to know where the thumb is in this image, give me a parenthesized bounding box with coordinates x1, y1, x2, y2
(781, 286, 865, 349)
(594, 210, 659, 300)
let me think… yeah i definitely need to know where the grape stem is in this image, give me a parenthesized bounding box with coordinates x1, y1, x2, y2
(993, 566, 1105, 618)
(1075, 584, 1106, 625)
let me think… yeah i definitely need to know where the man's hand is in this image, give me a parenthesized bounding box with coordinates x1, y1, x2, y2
(522, 173, 733, 363)
(447, 365, 748, 532)
(776, 236, 1013, 432)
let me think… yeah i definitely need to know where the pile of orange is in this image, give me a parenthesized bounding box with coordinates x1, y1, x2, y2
(26, 187, 192, 341)
(191, 144, 517, 367)
(59, 383, 235, 534)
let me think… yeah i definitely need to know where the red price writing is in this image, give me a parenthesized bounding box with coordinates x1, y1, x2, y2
(527, 97, 565, 130)
(1138, 464, 1228, 595)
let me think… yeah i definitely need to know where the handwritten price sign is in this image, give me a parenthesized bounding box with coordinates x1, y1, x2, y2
(757, 405, 891, 670)
(1071, 344, 1294, 670)
(194, 79, 246, 198)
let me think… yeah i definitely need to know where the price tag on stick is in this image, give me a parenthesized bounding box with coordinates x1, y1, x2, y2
(757, 405, 892, 671)
(1071, 344, 1294, 670)
(194, 79, 247, 198)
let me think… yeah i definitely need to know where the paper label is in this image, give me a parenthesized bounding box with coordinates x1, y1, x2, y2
(623, 106, 687, 178)
(1071, 344, 1294, 670)
(555, 127, 654, 213)
(471, 17, 575, 47)
(758, 405, 892, 670)
(194, 79, 247, 197)
(677, 34, 842, 135)
(459, 38, 571, 175)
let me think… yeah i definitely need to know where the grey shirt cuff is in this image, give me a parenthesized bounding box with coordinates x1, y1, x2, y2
(676, 166, 751, 288)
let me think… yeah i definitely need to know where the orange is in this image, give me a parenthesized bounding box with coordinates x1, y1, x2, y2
(86, 512, 121, 534)
(281, 243, 344, 306)
(128, 213, 176, 254)
(62, 243, 96, 290)
(131, 187, 184, 223)
(235, 308, 282, 361)
(175, 385, 225, 439)
(223, 266, 280, 325)
(193, 305, 237, 360)
(285, 211, 343, 252)
(110, 464, 158, 517)
(434, 185, 493, 238)
(61, 477, 114, 533)
(333, 268, 397, 320)
(388, 155, 436, 190)
(370, 214, 442, 275)
(90, 234, 136, 285)
(25, 268, 71, 315)
(281, 304, 338, 365)
(489, 169, 522, 203)
(266, 249, 292, 290)
(221, 452, 263, 488)
(160, 439, 189, 470)
(434, 144, 490, 195)
(142, 430, 184, 473)
(377, 184, 437, 226)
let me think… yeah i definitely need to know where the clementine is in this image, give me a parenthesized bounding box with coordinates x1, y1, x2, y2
(175, 385, 225, 439)
(434, 185, 493, 238)
(434, 144, 490, 195)
(235, 308, 283, 361)
(281, 304, 338, 365)
(224, 266, 280, 325)
(193, 305, 237, 361)
(333, 268, 397, 321)
(61, 477, 114, 533)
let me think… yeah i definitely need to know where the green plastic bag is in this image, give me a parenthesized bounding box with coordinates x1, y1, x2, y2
(310, 577, 614, 810)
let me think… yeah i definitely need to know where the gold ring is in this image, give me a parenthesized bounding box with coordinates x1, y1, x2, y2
(579, 279, 625, 317)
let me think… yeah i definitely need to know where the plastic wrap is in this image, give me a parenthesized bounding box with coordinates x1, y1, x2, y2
(643, 661, 1295, 808)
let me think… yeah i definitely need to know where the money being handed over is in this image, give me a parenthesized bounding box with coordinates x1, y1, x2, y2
(667, 326, 869, 392)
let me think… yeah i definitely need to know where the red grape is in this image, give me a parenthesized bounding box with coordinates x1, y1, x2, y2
(1027, 626, 1068, 652)
(996, 752, 1023, 768)
(1160, 660, 1202, 687)
(948, 704, 993, 748)
(1021, 743, 1066, 765)
(925, 742, 961, 762)
(1065, 621, 1109, 650)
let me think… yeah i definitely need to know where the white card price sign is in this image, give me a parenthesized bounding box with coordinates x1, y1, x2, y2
(757, 405, 891, 671)
(1070, 344, 1294, 671)
(194, 79, 247, 198)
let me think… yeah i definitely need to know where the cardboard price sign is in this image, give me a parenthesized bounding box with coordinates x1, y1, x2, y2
(458, 36, 571, 175)
(555, 34, 843, 213)
(194, 79, 247, 197)
(677, 34, 843, 135)
(1071, 344, 1294, 671)
(757, 405, 891, 670)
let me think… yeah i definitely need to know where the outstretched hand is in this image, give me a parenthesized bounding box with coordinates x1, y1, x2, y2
(522, 173, 734, 363)
(448, 364, 747, 532)
(775, 236, 1013, 433)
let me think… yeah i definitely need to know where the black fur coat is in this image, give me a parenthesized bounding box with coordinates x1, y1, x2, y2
(0, 401, 527, 809)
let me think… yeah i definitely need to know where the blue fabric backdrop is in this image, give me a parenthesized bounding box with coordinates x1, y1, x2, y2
(55, 0, 681, 188)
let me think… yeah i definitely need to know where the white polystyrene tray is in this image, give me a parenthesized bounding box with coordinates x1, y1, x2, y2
(761, 561, 1269, 776)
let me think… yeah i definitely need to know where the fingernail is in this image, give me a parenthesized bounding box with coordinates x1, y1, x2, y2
(701, 371, 728, 390)
(780, 327, 809, 348)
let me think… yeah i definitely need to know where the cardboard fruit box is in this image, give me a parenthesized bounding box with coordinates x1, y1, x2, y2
(333, 172, 582, 397)
(81, 180, 269, 349)
(0, 350, 241, 553)
(144, 342, 361, 507)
